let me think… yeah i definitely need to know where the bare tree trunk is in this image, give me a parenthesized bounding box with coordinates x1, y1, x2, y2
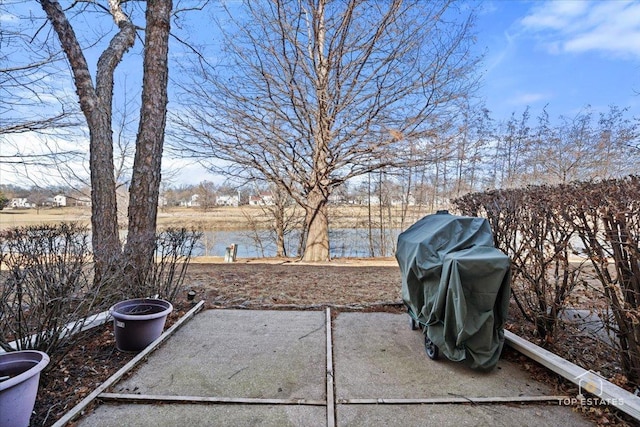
(303, 186, 330, 262)
(431, 157, 440, 212)
(301, 0, 332, 262)
(400, 149, 413, 230)
(269, 187, 291, 258)
(297, 222, 307, 259)
(89, 110, 122, 287)
(378, 171, 384, 256)
(123, 0, 172, 288)
(39, 0, 135, 286)
(368, 172, 374, 257)
(41, 0, 171, 291)
(275, 216, 286, 257)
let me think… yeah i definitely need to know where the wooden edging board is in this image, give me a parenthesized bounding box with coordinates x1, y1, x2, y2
(52, 300, 205, 427)
(505, 330, 640, 421)
(1, 311, 111, 354)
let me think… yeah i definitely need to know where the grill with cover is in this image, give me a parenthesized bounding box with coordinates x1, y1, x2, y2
(396, 211, 511, 370)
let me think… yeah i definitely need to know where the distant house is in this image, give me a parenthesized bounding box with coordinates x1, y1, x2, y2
(10, 198, 32, 208)
(53, 194, 67, 207)
(248, 192, 274, 206)
(216, 195, 239, 207)
(67, 195, 91, 207)
(180, 194, 200, 208)
(158, 196, 168, 207)
(367, 195, 380, 205)
(328, 193, 344, 204)
(391, 194, 416, 207)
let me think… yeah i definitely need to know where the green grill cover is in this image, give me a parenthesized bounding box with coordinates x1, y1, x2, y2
(396, 212, 511, 370)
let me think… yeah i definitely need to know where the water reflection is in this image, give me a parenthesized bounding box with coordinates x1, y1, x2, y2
(193, 228, 402, 258)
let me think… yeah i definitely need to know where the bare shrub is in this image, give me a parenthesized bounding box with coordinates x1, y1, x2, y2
(454, 186, 585, 343)
(563, 177, 640, 387)
(455, 175, 640, 388)
(118, 227, 202, 302)
(0, 223, 102, 360)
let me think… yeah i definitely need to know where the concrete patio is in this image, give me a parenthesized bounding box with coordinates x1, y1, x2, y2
(74, 309, 593, 426)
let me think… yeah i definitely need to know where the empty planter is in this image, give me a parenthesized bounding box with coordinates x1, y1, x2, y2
(110, 298, 173, 352)
(0, 350, 50, 427)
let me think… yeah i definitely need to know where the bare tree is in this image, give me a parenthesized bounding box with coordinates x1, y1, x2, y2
(452, 102, 494, 197)
(242, 186, 303, 258)
(592, 106, 639, 179)
(0, 192, 8, 209)
(39, 0, 172, 288)
(543, 109, 594, 184)
(0, 2, 79, 136)
(196, 180, 217, 211)
(267, 187, 303, 257)
(516, 105, 639, 186)
(496, 108, 530, 188)
(0, 2, 84, 182)
(172, 0, 479, 261)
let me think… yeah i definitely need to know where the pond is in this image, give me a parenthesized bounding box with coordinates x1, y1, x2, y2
(193, 227, 403, 258)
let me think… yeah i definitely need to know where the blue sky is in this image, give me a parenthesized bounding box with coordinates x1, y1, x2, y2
(170, 0, 640, 185)
(1, 0, 639, 187)
(475, 0, 640, 120)
(171, 0, 640, 184)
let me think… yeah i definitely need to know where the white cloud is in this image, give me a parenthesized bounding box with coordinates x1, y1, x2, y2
(521, 1, 587, 30)
(162, 159, 223, 187)
(508, 92, 552, 106)
(520, 0, 640, 59)
(0, 12, 18, 23)
(0, 130, 91, 188)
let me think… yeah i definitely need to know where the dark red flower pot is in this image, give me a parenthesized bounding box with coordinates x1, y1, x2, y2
(110, 298, 173, 352)
(0, 350, 50, 427)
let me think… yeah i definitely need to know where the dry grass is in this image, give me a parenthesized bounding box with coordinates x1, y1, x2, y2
(0, 204, 434, 231)
(0, 207, 91, 229)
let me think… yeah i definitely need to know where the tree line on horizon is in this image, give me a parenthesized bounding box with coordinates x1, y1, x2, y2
(1, 1, 638, 266)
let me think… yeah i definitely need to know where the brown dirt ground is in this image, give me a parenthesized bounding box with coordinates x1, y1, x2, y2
(186, 257, 403, 309)
(30, 259, 634, 426)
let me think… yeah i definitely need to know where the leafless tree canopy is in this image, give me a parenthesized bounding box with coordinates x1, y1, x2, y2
(172, 0, 480, 261)
(0, 0, 85, 184)
(0, 2, 78, 134)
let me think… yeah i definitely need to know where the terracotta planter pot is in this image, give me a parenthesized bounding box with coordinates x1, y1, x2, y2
(110, 298, 173, 352)
(0, 350, 50, 427)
